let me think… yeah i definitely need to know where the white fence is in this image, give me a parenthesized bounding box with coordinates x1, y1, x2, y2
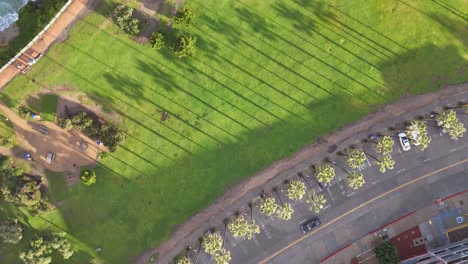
(0, 0, 74, 74)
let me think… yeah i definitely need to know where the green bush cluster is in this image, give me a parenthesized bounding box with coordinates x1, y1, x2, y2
(113, 5, 140, 35)
(174, 34, 197, 58)
(80, 169, 97, 186)
(0, 218, 23, 245)
(375, 241, 400, 264)
(150, 32, 165, 50)
(174, 7, 194, 26)
(0, 156, 54, 215)
(0, 136, 14, 148)
(19, 232, 74, 264)
(57, 112, 126, 152)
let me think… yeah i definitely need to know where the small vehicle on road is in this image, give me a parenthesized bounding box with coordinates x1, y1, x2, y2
(410, 130, 421, 146)
(301, 217, 321, 233)
(398, 132, 411, 151)
(317, 179, 328, 189)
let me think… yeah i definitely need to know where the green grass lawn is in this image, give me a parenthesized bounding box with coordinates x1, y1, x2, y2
(0, 0, 467, 262)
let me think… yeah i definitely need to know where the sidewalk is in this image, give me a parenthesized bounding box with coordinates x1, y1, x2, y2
(0, 0, 88, 90)
(320, 190, 468, 264)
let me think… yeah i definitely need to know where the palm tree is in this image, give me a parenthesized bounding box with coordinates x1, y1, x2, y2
(374, 154, 395, 173)
(314, 164, 336, 184)
(214, 248, 231, 264)
(245, 203, 260, 240)
(298, 173, 327, 213)
(273, 188, 294, 220)
(258, 197, 278, 216)
(304, 190, 327, 213)
(177, 256, 192, 264)
(407, 120, 431, 150)
(373, 136, 394, 155)
(202, 233, 223, 255)
(345, 148, 366, 169)
(450, 122, 466, 140)
(346, 171, 365, 190)
(286, 180, 306, 201)
(228, 215, 248, 239)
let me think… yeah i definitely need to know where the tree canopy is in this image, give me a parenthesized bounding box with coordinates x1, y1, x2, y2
(258, 197, 278, 216)
(315, 164, 335, 184)
(286, 180, 306, 201)
(113, 5, 140, 35)
(174, 34, 197, 58)
(375, 241, 399, 264)
(174, 7, 195, 26)
(346, 148, 366, 169)
(80, 169, 97, 186)
(19, 232, 74, 264)
(0, 218, 23, 244)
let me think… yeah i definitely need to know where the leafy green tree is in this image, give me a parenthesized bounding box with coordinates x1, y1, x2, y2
(57, 117, 72, 131)
(373, 136, 394, 155)
(314, 164, 335, 184)
(70, 112, 93, 130)
(0, 218, 23, 244)
(286, 180, 306, 201)
(375, 241, 399, 264)
(150, 32, 165, 50)
(113, 5, 140, 35)
(258, 197, 278, 216)
(304, 190, 327, 213)
(451, 122, 467, 140)
(345, 148, 366, 169)
(19, 232, 74, 264)
(407, 120, 431, 150)
(174, 7, 194, 26)
(174, 34, 197, 58)
(0, 136, 14, 148)
(80, 169, 96, 186)
(375, 154, 395, 173)
(202, 233, 223, 255)
(214, 248, 231, 264)
(346, 171, 365, 190)
(49, 232, 74, 260)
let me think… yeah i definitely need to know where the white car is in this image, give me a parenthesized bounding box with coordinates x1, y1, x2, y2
(398, 132, 411, 151)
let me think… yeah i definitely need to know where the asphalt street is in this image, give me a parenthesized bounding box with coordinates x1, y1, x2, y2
(193, 113, 468, 264)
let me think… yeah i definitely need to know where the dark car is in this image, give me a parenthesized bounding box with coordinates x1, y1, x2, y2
(317, 180, 328, 189)
(301, 218, 321, 233)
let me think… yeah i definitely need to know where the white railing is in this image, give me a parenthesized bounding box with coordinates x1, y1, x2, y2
(0, 0, 74, 74)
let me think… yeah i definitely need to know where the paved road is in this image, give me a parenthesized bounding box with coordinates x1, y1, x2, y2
(193, 113, 468, 264)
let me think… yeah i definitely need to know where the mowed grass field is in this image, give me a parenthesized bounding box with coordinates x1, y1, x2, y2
(0, 0, 467, 262)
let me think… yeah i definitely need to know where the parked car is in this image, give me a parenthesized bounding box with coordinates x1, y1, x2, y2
(398, 132, 411, 151)
(301, 218, 321, 233)
(317, 179, 328, 189)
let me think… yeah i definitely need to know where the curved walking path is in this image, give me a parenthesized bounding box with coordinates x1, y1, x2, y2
(136, 83, 468, 264)
(0, 0, 88, 90)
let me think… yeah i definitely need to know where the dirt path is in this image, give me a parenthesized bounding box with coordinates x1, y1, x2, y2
(135, 83, 468, 264)
(0, 101, 99, 172)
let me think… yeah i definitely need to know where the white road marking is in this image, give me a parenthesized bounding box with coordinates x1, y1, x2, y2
(397, 145, 402, 154)
(323, 205, 330, 210)
(347, 192, 355, 197)
(449, 148, 457, 152)
(372, 180, 380, 185)
(397, 168, 406, 174)
(365, 155, 371, 167)
(423, 158, 431, 162)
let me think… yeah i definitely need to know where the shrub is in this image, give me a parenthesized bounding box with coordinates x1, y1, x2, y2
(173, 34, 197, 58)
(150, 32, 165, 50)
(71, 112, 93, 130)
(113, 5, 140, 35)
(0, 136, 14, 148)
(375, 241, 399, 264)
(18, 106, 31, 119)
(174, 7, 194, 26)
(80, 169, 96, 186)
(0, 218, 23, 244)
(57, 117, 73, 131)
